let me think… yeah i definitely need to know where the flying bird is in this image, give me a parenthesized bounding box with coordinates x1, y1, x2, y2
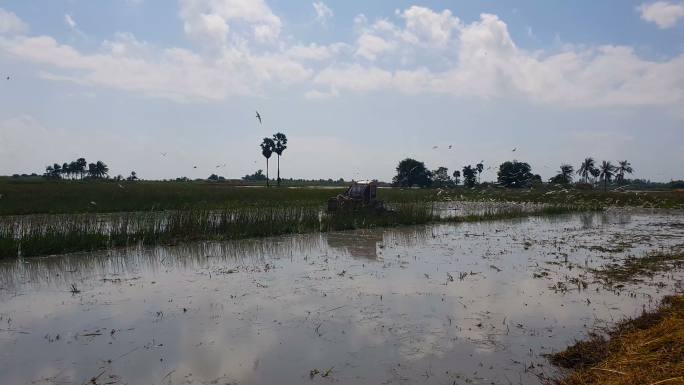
(255, 111, 262, 125)
(432, 145, 438, 149)
(448, 145, 452, 149)
(5, 76, 9, 80)
(512, 147, 517, 152)
(160, 152, 167, 157)
(193, 166, 197, 169)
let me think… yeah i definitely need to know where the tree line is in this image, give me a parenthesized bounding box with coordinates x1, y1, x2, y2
(393, 157, 634, 190)
(44, 158, 138, 181)
(44, 158, 109, 179)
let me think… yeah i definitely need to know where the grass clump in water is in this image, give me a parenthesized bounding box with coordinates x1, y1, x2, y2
(549, 294, 684, 385)
(591, 251, 684, 284)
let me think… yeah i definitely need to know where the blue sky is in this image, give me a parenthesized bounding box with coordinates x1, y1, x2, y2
(1, 0, 683, 182)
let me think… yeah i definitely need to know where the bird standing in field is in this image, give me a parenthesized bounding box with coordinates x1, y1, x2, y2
(256, 111, 262, 125)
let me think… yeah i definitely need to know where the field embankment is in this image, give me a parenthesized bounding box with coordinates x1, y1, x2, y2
(549, 294, 684, 385)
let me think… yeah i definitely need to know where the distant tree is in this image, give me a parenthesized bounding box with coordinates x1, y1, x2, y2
(577, 157, 596, 183)
(127, 171, 138, 181)
(53, 163, 62, 178)
(88, 163, 97, 178)
(260, 137, 275, 187)
(475, 162, 484, 183)
(549, 164, 574, 185)
(62, 162, 70, 179)
(599, 161, 617, 192)
(44, 165, 55, 179)
(462, 165, 477, 188)
(207, 174, 225, 182)
(497, 160, 533, 188)
(615, 160, 633, 185)
(272, 132, 288, 187)
(393, 158, 432, 187)
(452, 170, 461, 185)
(242, 169, 267, 181)
(75, 158, 87, 179)
(96, 161, 109, 178)
(432, 167, 453, 188)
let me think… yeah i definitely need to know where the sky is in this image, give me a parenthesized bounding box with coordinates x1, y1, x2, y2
(0, 0, 683, 182)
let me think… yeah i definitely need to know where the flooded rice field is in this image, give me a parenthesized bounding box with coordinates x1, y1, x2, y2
(1, 209, 683, 385)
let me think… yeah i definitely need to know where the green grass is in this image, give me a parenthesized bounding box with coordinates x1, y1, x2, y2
(0, 203, 589, 258)
(1, 179, 681, 216)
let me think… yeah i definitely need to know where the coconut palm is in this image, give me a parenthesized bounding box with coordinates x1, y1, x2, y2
(615, 160, 633, 185)
(272, 132, 288, 187)
(475, 162, 484, 184)
(260, 137, 275, 187)
(599, 160, 616, 192)
(550, 164, 574, 185)
(577, 157, 596, 183)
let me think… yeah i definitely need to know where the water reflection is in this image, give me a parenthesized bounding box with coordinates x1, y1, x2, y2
(0, 210, 682, 385)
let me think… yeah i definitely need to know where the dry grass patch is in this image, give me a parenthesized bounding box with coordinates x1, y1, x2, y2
(549, 295, 684, 385)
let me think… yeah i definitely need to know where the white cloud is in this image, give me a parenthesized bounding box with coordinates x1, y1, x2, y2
(0, 33, 311, 102)
(0, 7, 28, 35)
(355, 33, 395, 61)
(399, 6, 460, 47)
(638, 1, 684, 29)
(313, 2, 333, 24)
(1, 4, 683, 110)
(286, 42, 347, 61)
(311, 12, 684, 108)
(179, 0, 282, 44)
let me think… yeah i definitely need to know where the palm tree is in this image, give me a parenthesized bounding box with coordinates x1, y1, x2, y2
(260, 138, 275, 187)
(452, 170, 461, 185)
(615, 160, 633, 185)
(577, 157, 596, 183)
(599, 160, 616, 192)
(76, 158, 87, 179)
(475, 162, 484, 184)
(272, 132, 288, 187)
(95, 161, 109, 178)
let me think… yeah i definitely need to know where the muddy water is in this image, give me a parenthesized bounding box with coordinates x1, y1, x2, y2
(1, 210, 683, 385)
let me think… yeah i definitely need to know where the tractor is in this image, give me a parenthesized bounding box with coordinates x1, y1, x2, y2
(327, 181, 387, 212)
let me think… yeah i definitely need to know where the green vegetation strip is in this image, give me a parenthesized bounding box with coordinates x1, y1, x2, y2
(1, 179, 682, 216)
(0, 204, 584, 258)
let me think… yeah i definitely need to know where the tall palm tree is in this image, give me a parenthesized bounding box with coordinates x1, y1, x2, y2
(95, 161, 109, 178)
(615, 160, 633, 185)
(272, 132, 288, 187)
(76, 158, 87, 179)
(599, 160, 616, 192)
(475, 162, 484, 184)
(260, 138, 275, 187)
(577, 157, 596, 183)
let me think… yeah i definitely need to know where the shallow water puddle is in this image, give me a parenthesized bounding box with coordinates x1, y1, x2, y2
(1, 210, 683, 385)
